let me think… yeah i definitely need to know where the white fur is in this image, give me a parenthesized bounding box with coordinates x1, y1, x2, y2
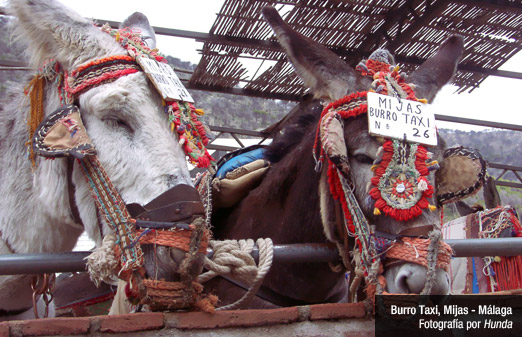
(0, 0, 191, 315)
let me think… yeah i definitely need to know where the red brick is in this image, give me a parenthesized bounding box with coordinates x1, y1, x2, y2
(19, 317, 90, 336)
(98, 312, 164, 333)
(309, 303, 367, 320)
(0, 322, 9, 337)
(166, 307, 299, 329)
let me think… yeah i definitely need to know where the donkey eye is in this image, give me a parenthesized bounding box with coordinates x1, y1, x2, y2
(102, 117, 133, 133)
(353, 154, 374, 165)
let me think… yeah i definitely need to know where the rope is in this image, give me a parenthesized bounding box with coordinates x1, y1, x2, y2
(198, 238, 274, 310)
(421, 229, 443, 295)
(85, 234, 119, 286)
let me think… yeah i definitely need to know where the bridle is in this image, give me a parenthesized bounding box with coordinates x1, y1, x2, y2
(314, 54, 453, 303)
(24, 25, 213, 311)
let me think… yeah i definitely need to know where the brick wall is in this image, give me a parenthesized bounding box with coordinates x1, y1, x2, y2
(0, 303, 374, 337)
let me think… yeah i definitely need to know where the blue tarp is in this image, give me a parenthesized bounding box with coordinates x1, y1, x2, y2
(216, 148, 266, 179)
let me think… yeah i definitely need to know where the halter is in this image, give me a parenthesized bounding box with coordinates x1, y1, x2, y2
(26, 24, 215, 311)
(314, 52, 452, 302)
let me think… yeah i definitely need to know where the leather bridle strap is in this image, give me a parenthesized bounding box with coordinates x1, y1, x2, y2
(66, 157, 84, 229)
(374, 225, 435, 242)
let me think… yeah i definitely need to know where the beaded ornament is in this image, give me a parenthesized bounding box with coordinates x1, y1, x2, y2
(369, 139, 438, 221)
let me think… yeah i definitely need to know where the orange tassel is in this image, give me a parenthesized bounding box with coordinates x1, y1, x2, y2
(25, 75, 46, 168)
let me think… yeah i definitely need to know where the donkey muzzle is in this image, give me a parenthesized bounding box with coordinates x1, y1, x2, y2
(126, 184, 205, 228)
(126, 183, 207, 283)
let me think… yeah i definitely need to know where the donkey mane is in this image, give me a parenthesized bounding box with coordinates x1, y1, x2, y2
(264, 105, 320, 164)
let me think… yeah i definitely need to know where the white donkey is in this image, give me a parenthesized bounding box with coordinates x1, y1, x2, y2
(0, 0, 203, 318)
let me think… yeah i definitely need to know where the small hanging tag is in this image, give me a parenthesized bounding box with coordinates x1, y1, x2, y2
(136, 56, 194, 103)
(367, 92, 437, 146)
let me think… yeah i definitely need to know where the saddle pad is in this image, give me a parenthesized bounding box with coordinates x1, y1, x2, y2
(216, 147, 266, 179)
(213, 159, 270, 208)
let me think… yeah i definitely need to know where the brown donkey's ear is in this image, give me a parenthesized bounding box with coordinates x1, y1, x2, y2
(407, 35, 465, 102)
(262, 6, 358, 101)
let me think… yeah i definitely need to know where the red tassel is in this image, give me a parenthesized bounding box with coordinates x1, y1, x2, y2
(417, 198, 429, 209)
(369, 187, 381, 199)
(375, 199, 387, 209)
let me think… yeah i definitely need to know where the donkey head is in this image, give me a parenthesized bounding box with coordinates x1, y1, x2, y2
(263, 6, 464, 295)
(10, 0, 198, 288)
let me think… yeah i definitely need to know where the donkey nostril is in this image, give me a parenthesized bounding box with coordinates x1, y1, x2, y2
(395, 270, 413, 293)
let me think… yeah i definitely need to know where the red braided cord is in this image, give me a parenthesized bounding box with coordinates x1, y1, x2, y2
(313, 91, 368, 165)
(66, 68, 139, 96)
(71, 55, 136, 76)
(385, 237, 453, 272)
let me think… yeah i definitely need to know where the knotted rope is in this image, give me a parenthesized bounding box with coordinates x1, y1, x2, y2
(198, 238, 274, 310)
(85, 234, 119, 286)
(420, 229, 445, 295)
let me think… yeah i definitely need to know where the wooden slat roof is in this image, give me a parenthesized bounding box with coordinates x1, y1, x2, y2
(188, 0, 522, 101)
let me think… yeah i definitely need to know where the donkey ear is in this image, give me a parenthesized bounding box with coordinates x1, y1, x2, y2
(120, 12, 156, 50)
(407, 35, 464, 102)
(8, 0, 122, 68)
(262, 6, 358, 101)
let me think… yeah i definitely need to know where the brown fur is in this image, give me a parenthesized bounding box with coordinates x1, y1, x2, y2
(205, 7, 464, 308)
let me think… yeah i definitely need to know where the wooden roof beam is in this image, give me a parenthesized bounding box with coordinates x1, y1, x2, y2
(453, 0, 522, 12)
(183, 81, 302, 101)
(395, 55, 522, 80)
(387, 0, 450, 52)
(358, 0, 420, 55)
(1, 52, 520, 81)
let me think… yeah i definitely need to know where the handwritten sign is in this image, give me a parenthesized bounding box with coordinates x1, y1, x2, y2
(136, 56, 194, 103)
(367, 92, 437, 146)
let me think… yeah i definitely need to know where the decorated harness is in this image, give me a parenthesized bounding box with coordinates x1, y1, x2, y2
(25, 24, 215, 311)
(313, 50, 454, 301)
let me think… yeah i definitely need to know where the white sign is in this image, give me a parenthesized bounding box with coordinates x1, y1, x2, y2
(136, 56, 194, 103)
(367, 92, 437, 146)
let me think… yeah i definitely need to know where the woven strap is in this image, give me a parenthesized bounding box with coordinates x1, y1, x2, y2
(385, 237, 452, 272)
(135, 227, 208, 254)
(65, 55, 140, 98)
(78, 155, 144, 278)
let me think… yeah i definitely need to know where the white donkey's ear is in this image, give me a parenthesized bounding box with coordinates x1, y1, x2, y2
(262, 6, 358, 101)
(120, 12, 156, 50)
(8, 0, 124, 69)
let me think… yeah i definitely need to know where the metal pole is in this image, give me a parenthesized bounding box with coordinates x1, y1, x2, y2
(0, 252, 90, 275)
(2, 239, 522, 275)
